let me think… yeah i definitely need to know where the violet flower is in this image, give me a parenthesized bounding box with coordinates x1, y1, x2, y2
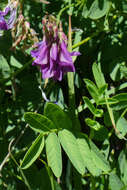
(31, 16, 80, 81)
(0, 1, 17, 31)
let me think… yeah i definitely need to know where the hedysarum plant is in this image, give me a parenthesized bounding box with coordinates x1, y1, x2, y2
(31, 15, 80, 81)
(0, 0, 18, 31)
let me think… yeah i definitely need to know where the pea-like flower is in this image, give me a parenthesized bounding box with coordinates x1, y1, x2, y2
(0, 1, 17, 31)
(31, 16, 80, 81)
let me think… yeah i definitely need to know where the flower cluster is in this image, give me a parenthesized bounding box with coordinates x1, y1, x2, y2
(31, 15, 80, 81)
(0, 0, 17, 31)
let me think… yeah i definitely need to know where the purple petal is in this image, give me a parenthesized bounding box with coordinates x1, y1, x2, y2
(31, 49, 40, 58)
(49, 57, 54, 71)
(4, 7, 10, 15)
(0, 4, 17, 31)
(60, 61, 75, 72)
(31, 41, 45, 58)
(53, 69, 63, 81)
(0, 7, 10, 16)
(41, 65, 54, 79)
(50, 43, 58, 61)
(0, 16, 8, 30)
(59, 41, 73, 64)
(70, 51, 81, 56)
(7, 8, 17, 29)
(31, 41, 49, 65)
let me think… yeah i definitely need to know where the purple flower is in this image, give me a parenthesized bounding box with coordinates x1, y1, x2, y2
(31, 16, 80, 81)
(0, 1, 17, 31)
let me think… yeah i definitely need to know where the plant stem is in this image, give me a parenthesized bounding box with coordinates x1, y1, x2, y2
(57, 2, 80, 25)
(67, 16, 75, 120)
(10, 152, 32, 190)
(105, 95, 127, 140)
(66, 160, 72, 190)
(91, 176, 96, 190)
(72, 31, 100, 49)
(121, 108, 127, 117)
(40, 159, 55, 190)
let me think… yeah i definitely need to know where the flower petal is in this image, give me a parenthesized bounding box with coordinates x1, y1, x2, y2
(70, 51, 81, 56)
(41, 65, 54, 79)
(50, 43, 58, 61)
(0, 16, 8, 30)
(60, 61, 75, 73)
(53, 69, 63, 81)
(7, 8, 17, 29)
(31, 41, 49, 65)
(59, 41, 73, 64)
(4, 7, 10, 15)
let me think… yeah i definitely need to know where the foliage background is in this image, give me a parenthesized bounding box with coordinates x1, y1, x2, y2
(1, 0, 127, 189)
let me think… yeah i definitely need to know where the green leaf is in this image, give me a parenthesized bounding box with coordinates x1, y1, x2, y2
(120, 63, 127, 79)
(85, 118, 102, 131)
(118, 150, 127, 185)
(111, 93, 127, 110)
(116, 117, 127, 139)
(83, 96, 103, 117)
(77, 137, 101, 176)
(21, 134, 44, 169)
(73, 30, 83, 62)
(46, 132, 62, 178)
(89, 139, 110, 172)
(10, 56, 22, 68)
(24, 112, 56, 133)
(111, 102, 127, 111)
(0, 55, 10, 79)
(101, 139, 110, 159)
(98, 97, 118, 105)
(110, 62, 123, 81)
(92, 62, 106, 88)
(58, 129, 85, 175)
(88, 0, 111, 20)
(98, 84, 108, 95)
(84, 79, 100, 103)
(44, 103, 72, 130)
(109, 172, 124, 190)
(112, 93, 127, 102)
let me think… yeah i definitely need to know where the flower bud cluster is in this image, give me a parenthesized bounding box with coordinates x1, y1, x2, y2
(11, 14, 39, 51)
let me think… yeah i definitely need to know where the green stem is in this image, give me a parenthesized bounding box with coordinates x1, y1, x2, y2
(10, 152, 32, 190)
(91, 176, 96, 190)
(66, 160, 72, 190)
(67, 15, 75, 120)
(40, 159, 55, 190)
(105, 95, 127, 140)
(105, 95, 117, 131)
(72, 31, 100, 49)
(57, 2, 80, 25)
(121, 108, 127, 117)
